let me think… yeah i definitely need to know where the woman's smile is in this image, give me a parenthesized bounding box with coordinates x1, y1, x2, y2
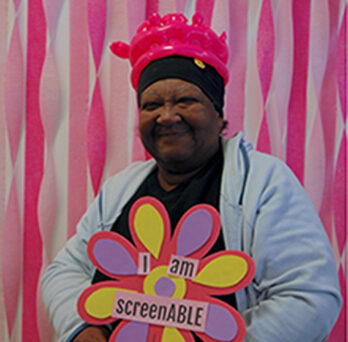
(154, 123, 191, 139)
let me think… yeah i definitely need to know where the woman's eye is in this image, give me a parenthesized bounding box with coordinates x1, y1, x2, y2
(141, 102, 161, 110)
(177, 97, 198, 105)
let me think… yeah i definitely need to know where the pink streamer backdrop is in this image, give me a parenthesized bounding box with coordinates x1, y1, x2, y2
(0, 1, 346, 341)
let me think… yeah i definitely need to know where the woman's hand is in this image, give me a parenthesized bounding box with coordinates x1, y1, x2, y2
(73, 326, 109, 342)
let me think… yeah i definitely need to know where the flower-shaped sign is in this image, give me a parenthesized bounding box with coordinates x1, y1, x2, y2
(78, 196, 255, 341)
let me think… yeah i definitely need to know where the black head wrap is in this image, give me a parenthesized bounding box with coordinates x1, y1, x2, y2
(137, 56, 225, 116)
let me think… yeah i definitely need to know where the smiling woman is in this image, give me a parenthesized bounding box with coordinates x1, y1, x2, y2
(139, 78, 223, 190)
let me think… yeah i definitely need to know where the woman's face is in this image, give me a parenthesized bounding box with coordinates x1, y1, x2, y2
(139, 78, 223, 173)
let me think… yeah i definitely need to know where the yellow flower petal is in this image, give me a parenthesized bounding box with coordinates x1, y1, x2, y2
(193, 255, 248, 287)
(134, 203, 164, 259)
(162, 327, 185, 342)
(85, 287, 117, 319)
(85, 288, 137, 319)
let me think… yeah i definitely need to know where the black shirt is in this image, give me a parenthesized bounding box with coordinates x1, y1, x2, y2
(93, 143, 236, 340)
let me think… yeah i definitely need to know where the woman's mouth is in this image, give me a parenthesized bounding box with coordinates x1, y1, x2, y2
(155, 124, 191, 138)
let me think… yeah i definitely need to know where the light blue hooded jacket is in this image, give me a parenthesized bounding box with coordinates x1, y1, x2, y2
(42, 133, 342, 341)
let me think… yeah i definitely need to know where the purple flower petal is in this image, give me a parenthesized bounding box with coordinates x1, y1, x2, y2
(113, 321, 149, 342)
(94, 239, 137, 275)
(177, 209, 213, 256)
(205, 304, 238, 341)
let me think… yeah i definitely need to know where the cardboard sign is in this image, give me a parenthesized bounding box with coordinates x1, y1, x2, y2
(77, 196, 255, 342)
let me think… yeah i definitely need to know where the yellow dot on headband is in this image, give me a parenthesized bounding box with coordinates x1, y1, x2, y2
(194, 58, 206, 69)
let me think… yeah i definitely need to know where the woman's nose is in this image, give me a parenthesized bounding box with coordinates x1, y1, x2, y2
(156, 104, 181, 125)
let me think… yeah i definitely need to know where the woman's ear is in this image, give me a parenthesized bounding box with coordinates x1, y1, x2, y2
(220, 120, 228, 135)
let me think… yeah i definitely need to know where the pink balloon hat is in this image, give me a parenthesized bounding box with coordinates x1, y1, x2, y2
(110, 13, 229, 90)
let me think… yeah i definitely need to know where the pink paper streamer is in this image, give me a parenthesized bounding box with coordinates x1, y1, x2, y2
(132, 107, 148, 162)
(333, 135, 346, 255)
(337, 5, 347, 122)
(38, 157, 57, 260)
(318, 4, 345, 339)
(334, 2, 347, 256)
(286, 0, 311, 183)
(23, 1, 46, 341)
(146, 0, 159, 18)
(39, 46, 61, 145)
(68, 1, 89, 238)
(107, 1, 135, 174)
(4, 22, 24, 164)
(88, 0, 106, 67)
(195, 0, 215, 27)
(318, 0, 340, 241)
(2, 7, 24, 338)
(0, 160, 5, 338)
(36, 153, 55, 332)
(256, 0, 274, 102)
(0, 0, 8, 336)
(304, 1, 329, 212)
(87, 0, 107, 195)
(157, 0, 177, 14)
(305, 1, 329, 211)
(272, 0, 294, 158)
(87, 80, 107, 195)
(224, 0, 248, 136)
(175, 0, 187, 14)
(42, 0, 62, 38)
(2, 180, 21, 338)
(309, 1, 330, 95)
(37, 22, 61, 340)
(256, 0, 274, 154)
(127, 0, 146, 38)
(256, 116, 271, 154)
(303, 114, 326, 212)
(13, 0, 20, 11)
(37, 156, 56, 342)
(37, 0, 63, 336)
(128, 0, 147, 161)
